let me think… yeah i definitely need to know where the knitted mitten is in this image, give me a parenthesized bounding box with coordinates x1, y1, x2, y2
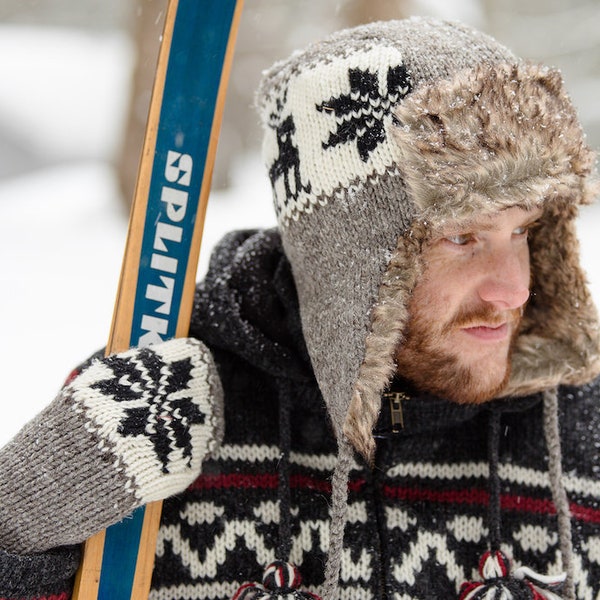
(0, 337, 223, 554)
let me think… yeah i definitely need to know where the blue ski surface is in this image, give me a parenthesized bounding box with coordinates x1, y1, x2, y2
(97, 0, 238, 597)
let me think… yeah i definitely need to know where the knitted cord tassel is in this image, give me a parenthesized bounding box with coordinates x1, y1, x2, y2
(459, 550, 566, 600)
(542, 388, 575, 599)
(232, 561, 322, 599)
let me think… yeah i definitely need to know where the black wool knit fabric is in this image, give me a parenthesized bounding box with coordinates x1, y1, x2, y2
(2, 229, 600, 599)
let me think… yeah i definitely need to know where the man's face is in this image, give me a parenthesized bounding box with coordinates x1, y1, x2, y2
(395, 205, 543, 404)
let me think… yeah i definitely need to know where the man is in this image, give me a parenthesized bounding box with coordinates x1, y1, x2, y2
(1, 16, 599, 600)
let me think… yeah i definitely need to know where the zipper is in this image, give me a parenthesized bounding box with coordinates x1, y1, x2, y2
(371, 444, 389, 600)
(372, 390, 409, 597)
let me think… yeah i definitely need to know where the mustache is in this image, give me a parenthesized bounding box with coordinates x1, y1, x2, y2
(443, 305, 523, 333)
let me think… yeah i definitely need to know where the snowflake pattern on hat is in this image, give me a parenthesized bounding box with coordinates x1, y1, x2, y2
(263, 47, 411, 224)
(318, 64, 411, 162)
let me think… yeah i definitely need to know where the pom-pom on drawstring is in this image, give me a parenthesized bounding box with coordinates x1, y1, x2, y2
(232, 561, 322, 600)
(459, 550, 566, 600)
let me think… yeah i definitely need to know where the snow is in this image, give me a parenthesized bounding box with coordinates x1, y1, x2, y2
(0, 25, 274, 446)
(0, 24, 599, 447)
(0, 26, 132, 164)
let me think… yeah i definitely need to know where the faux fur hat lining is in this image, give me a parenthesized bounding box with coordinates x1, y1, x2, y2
(343, 62, 600, 462)
(392, 62, 597, 220)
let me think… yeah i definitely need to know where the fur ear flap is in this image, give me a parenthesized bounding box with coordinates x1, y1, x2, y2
(344, 225, 424, 462)
(508, 201, 600, 396)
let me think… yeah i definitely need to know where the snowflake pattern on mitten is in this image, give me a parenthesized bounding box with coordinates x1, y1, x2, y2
(65, 337, 224, 503)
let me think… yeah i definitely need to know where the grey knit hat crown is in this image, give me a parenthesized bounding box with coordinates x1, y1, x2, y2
(256, 17, 600, 463)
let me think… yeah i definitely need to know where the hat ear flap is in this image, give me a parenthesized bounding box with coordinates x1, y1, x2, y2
(509, 200, 600, 395)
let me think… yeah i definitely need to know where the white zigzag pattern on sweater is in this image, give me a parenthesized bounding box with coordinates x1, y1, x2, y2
(155, 500, 373, 581)
(159, 446, 600, 597)
(385, 508, 599, 597)
(153, 500, 600, 598)
(392, 530, 468, 591)
(156, 520, 277, 579)
(215, 444, 600, 498)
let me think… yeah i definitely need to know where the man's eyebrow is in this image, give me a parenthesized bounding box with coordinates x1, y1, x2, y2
(433, 209, 543, 236)
(435, 218, 493, 235)
(514, 209, 545, 229)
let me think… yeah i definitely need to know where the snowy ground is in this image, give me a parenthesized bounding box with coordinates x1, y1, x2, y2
(0, 24, 599, 447)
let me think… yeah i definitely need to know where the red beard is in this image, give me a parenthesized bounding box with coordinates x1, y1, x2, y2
(394, 304, 522, 404)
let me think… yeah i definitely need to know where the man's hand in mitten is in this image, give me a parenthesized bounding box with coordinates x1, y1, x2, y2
(0, 337, 223, 554)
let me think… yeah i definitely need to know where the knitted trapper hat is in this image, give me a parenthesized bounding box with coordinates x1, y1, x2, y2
(256, 17, 600, 465)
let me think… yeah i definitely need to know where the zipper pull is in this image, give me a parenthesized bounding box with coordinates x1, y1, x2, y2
(383, 391, 407, 432)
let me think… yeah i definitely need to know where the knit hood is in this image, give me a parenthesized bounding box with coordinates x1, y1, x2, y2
(256, 17, 600, 466)
(191, 228, 312, 384)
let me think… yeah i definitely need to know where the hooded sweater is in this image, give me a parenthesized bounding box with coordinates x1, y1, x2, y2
(2, 227, 600, 600)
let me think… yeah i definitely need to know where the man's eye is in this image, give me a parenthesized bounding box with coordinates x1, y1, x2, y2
(514, 219, 541, 237)
(513, 223, 538, 237)
(445, 233, 472, 245)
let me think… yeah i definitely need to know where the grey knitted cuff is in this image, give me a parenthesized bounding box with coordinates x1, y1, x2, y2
(0, 337, 223, 554)
(0, 545, 80, 598)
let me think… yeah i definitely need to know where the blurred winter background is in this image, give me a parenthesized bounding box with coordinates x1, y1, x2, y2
(1, 0, 599, 446)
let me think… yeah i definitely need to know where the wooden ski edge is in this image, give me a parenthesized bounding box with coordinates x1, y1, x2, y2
(130, 500, 164, 598)
(130, 3, 246, 598)
(105, 0, 179, 358)
(72, 0, 246, 598)
(71, 2, 179, 598)
(71, 529, 105, 599)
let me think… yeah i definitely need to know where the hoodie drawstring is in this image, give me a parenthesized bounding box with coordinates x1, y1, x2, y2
(459, 392, 572, 599)
(543, 388, 576, 600)
(231, 380, 322, 600)
(488, 408, 503, 553)
(276, 379, 293, 561)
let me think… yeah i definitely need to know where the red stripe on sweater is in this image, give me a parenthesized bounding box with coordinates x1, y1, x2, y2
(383, 485, 560, 514)
(189, 473, 366, 493)
(570, 503, 600, 523)
(383, 484, 600, 523)
(188, 473, 600, 523)
(0, 594, 71, 600)
(190, 472, 280, 490)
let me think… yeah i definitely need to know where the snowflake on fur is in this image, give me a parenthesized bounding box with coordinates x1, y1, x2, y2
(91, 350, 206, 473)
(317, 64, 411, 162)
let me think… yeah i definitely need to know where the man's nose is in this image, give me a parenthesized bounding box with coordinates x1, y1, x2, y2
(477, 247, 530, 310)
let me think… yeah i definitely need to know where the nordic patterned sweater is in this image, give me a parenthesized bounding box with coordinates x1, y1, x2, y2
(2, 228, 600, 599)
